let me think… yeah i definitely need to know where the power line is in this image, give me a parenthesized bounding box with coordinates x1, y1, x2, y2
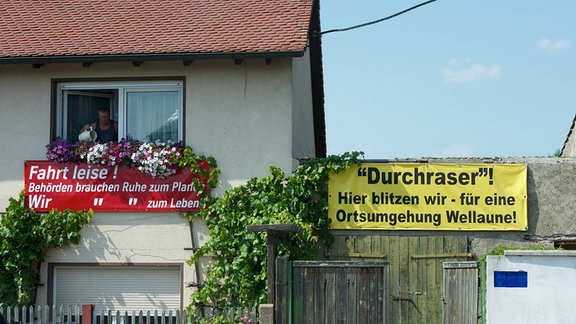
(320, 0, 437, 36)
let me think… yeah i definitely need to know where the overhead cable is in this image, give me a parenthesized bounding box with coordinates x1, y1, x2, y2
(320, 0, 438, 36)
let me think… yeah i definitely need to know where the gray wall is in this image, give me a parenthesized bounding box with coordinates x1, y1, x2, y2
(470, 156, 576, 257)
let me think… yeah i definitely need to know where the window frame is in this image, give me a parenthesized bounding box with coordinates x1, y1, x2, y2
(53, 78, 185, 143)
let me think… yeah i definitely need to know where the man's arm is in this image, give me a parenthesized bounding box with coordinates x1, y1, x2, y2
(79, 122, 96, 134)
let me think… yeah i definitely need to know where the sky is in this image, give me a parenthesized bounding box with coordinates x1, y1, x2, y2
(319, 1, 576, 159)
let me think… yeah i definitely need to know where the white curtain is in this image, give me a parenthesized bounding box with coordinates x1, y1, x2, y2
(126, 91, 179, 142)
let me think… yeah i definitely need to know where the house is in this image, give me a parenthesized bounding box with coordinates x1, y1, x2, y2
(0, 0, 325, 310)
(560, 113, 576, 157)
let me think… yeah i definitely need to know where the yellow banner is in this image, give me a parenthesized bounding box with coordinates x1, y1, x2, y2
(328, 163, 527, 231)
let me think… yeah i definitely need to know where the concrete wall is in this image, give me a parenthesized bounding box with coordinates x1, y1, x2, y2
(486, 250, 576, 323)
(466, 157, 576, 257)
(0, 55, 316, 307)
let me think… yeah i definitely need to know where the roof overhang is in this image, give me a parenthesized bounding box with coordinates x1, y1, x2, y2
(0, 50, 305, 65)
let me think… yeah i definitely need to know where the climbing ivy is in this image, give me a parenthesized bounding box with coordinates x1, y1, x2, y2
(174, 146, 220, 209)
(186, 152, 363, 317)
(0, 192, 93, 306)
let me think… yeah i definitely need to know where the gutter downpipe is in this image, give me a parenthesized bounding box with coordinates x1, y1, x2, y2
(187, 219, 205, 317)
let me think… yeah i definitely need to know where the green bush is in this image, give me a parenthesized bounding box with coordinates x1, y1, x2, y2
(0, 192, 92, 306)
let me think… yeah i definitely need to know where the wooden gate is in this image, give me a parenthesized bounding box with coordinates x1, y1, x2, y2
(327, 235, 470, 323)
(276, 259, 389, 323)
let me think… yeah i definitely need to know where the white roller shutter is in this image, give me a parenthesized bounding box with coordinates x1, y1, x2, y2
(55, 266, 181, 311)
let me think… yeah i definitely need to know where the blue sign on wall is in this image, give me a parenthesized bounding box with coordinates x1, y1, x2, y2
(494, 271, 528, 288)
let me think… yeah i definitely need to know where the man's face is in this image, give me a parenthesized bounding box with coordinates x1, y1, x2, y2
(99, 111, 111, 124)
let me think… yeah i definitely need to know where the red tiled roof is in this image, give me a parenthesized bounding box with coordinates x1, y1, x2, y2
(0, 0, 313, 60)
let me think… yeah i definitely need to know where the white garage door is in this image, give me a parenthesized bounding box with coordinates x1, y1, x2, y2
(55, 266, 181, 311)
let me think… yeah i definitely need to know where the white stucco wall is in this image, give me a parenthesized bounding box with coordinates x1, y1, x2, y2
(0, 55, 316, 307)
(0, 65, 51, 205)
(0, 58, 301, 204)
(486, 250, 576, 324)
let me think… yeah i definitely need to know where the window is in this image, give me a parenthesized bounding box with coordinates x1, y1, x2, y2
(55, 80, 183, 143)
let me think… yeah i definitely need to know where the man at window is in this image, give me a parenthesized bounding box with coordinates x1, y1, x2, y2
(79, 107, 118, 143)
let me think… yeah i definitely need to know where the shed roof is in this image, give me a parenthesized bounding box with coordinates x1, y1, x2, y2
(0, 0, 314, 63)
(560, 113, 576, 157)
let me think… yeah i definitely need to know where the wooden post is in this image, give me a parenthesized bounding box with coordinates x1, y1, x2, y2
(247, 224, 303, 305)
(266, 232, 278, 303)
(275, 257, 291, 324)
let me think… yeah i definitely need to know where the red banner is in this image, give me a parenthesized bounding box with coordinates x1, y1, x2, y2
(24, 160, 209, 212)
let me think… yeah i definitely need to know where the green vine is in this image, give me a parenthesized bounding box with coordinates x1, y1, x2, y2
(0, 192, 93, 306)
(185, 152, 363, 318)
(174, 146, 220, 209)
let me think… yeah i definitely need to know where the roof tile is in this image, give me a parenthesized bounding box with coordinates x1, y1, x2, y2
(0, 0, 313, 59)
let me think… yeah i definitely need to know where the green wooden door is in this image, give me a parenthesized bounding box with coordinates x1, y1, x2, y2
(328, 235, 470, 323)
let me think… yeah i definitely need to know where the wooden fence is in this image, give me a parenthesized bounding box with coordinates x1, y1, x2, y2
(0, 305, 257, 324)
(275, 258, 390, 323)
(329, 235, 471, 323)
